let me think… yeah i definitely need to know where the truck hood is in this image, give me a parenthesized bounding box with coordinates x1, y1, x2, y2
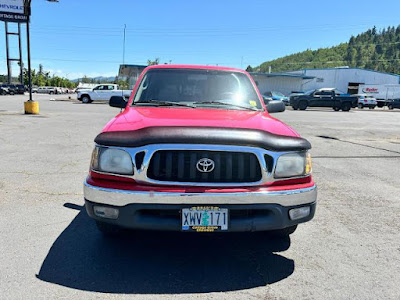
(103, 106, 299, 137)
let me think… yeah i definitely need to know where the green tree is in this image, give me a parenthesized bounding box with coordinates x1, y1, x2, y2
(254, 25, 400, 75)
(246, 65, 254, 72)
(81, 75, 90, 83)
(147, 58, 160, 66)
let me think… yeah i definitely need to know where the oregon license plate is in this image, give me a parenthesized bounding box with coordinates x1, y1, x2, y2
(181, 207, 228, 232)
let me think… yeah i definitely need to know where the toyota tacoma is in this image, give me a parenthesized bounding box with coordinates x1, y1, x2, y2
(84, 65, 317, 236)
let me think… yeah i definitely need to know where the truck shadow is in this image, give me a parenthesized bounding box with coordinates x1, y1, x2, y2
(36, 204, 294, 294)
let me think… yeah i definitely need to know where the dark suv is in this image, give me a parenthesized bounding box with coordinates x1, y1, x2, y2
(387, 99, 400, 110)
(15, 84, 26, 94)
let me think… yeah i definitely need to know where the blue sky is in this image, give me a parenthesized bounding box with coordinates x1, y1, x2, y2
(1, 0, 400, 79)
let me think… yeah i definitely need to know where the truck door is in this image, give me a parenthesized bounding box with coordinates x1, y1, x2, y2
(92, 85, 107, 100)
(107, 85, 116, 100)
(320, 91, 335, 107)
(312, 90, 332, 107)
(310, 91, 322, 106)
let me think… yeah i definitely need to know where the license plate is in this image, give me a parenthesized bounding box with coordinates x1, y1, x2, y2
(181, 207, 228, 232)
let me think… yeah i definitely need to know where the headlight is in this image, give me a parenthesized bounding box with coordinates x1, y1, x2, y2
(274, 152, 312, 178)
(91, 147, 133, 175)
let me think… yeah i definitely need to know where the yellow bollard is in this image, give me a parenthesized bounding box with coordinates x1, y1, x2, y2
(24, 101, 39, 114)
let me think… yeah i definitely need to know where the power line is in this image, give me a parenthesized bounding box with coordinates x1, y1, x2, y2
(29, 22, 398, 33)
(26, 23, 400, 37)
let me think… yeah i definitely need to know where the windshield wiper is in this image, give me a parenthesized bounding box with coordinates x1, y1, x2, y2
(134, 99, 196, 108)
(194, 100, 259, 111)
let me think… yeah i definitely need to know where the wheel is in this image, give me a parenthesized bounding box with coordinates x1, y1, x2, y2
(333, 106, 340, 111)
(341, 102, 351, 111)
(298, 101, 308, 110)
(49, 91, 54, 95)
(388, 104, 394, 110)
(96, 221, 121, 236)
(81, 95, 92, 103)
(369, 106, 375, 109)
(270, 225, 298, 237)
(292, 106, 298, 110)
(358, 103, 364, 109)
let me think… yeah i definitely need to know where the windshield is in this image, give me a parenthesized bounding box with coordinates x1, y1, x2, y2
(305, 90, 315, 95)
(133, 69, 262, 110)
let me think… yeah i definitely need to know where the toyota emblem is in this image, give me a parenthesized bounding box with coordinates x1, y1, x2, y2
(196, 158, 215, 173)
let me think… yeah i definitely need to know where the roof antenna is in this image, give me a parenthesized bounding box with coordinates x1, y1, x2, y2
(121, 24, 127, 110)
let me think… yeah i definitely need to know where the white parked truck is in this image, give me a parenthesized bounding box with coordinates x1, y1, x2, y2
(358, 84, 400, 107)
(77, 84, 132, 104)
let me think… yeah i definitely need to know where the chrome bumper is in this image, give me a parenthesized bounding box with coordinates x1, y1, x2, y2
(84, 181, 317, 207)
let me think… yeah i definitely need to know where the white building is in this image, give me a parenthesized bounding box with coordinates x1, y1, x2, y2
(251, 67, 400, 96)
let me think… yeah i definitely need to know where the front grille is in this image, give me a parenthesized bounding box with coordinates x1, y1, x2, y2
(147, 150, 262, 183)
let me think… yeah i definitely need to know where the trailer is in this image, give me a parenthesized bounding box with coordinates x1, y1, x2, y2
(358, 84, 400, 107)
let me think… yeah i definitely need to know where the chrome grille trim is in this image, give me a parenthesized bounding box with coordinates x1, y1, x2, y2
(93, 143, 307, 187)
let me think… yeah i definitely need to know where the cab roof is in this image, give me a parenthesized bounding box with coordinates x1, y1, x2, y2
(144, 64, 247, 73)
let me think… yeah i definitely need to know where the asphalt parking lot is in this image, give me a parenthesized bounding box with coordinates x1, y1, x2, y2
(0, 94, 399, 299)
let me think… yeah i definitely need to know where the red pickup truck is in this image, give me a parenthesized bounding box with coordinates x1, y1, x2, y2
(84, 65, 317, 236)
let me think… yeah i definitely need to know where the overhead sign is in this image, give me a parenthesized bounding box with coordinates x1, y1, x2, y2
(0, 0, 28, 23)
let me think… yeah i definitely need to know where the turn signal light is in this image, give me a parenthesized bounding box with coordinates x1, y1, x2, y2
(93, 206, 119, 219)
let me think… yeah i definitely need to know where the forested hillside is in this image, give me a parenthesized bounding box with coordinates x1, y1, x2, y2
(249, 26, 400, 74)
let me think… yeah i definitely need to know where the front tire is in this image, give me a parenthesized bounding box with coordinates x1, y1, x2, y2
(298, 101, 308, 110)
(388, 104, 394, 110)
(358, 103, 364, 109)
(81, 95, 92, 104)
(96, 221, 121, 236)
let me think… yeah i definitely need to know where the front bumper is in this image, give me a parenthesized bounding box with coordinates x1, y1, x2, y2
(84, 181, 317, 232)
(85, 199, 316, 232)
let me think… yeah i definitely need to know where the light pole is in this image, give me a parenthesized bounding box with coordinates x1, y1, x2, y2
(23, 0, 58, 114)
(24, 0, 33, 102)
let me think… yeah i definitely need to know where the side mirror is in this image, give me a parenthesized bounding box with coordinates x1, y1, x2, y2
(267, 100, 286, 113)
(109, 96, 127, 108)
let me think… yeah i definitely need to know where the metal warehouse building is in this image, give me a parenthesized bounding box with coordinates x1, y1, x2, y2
(251, 67, 400, 96)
